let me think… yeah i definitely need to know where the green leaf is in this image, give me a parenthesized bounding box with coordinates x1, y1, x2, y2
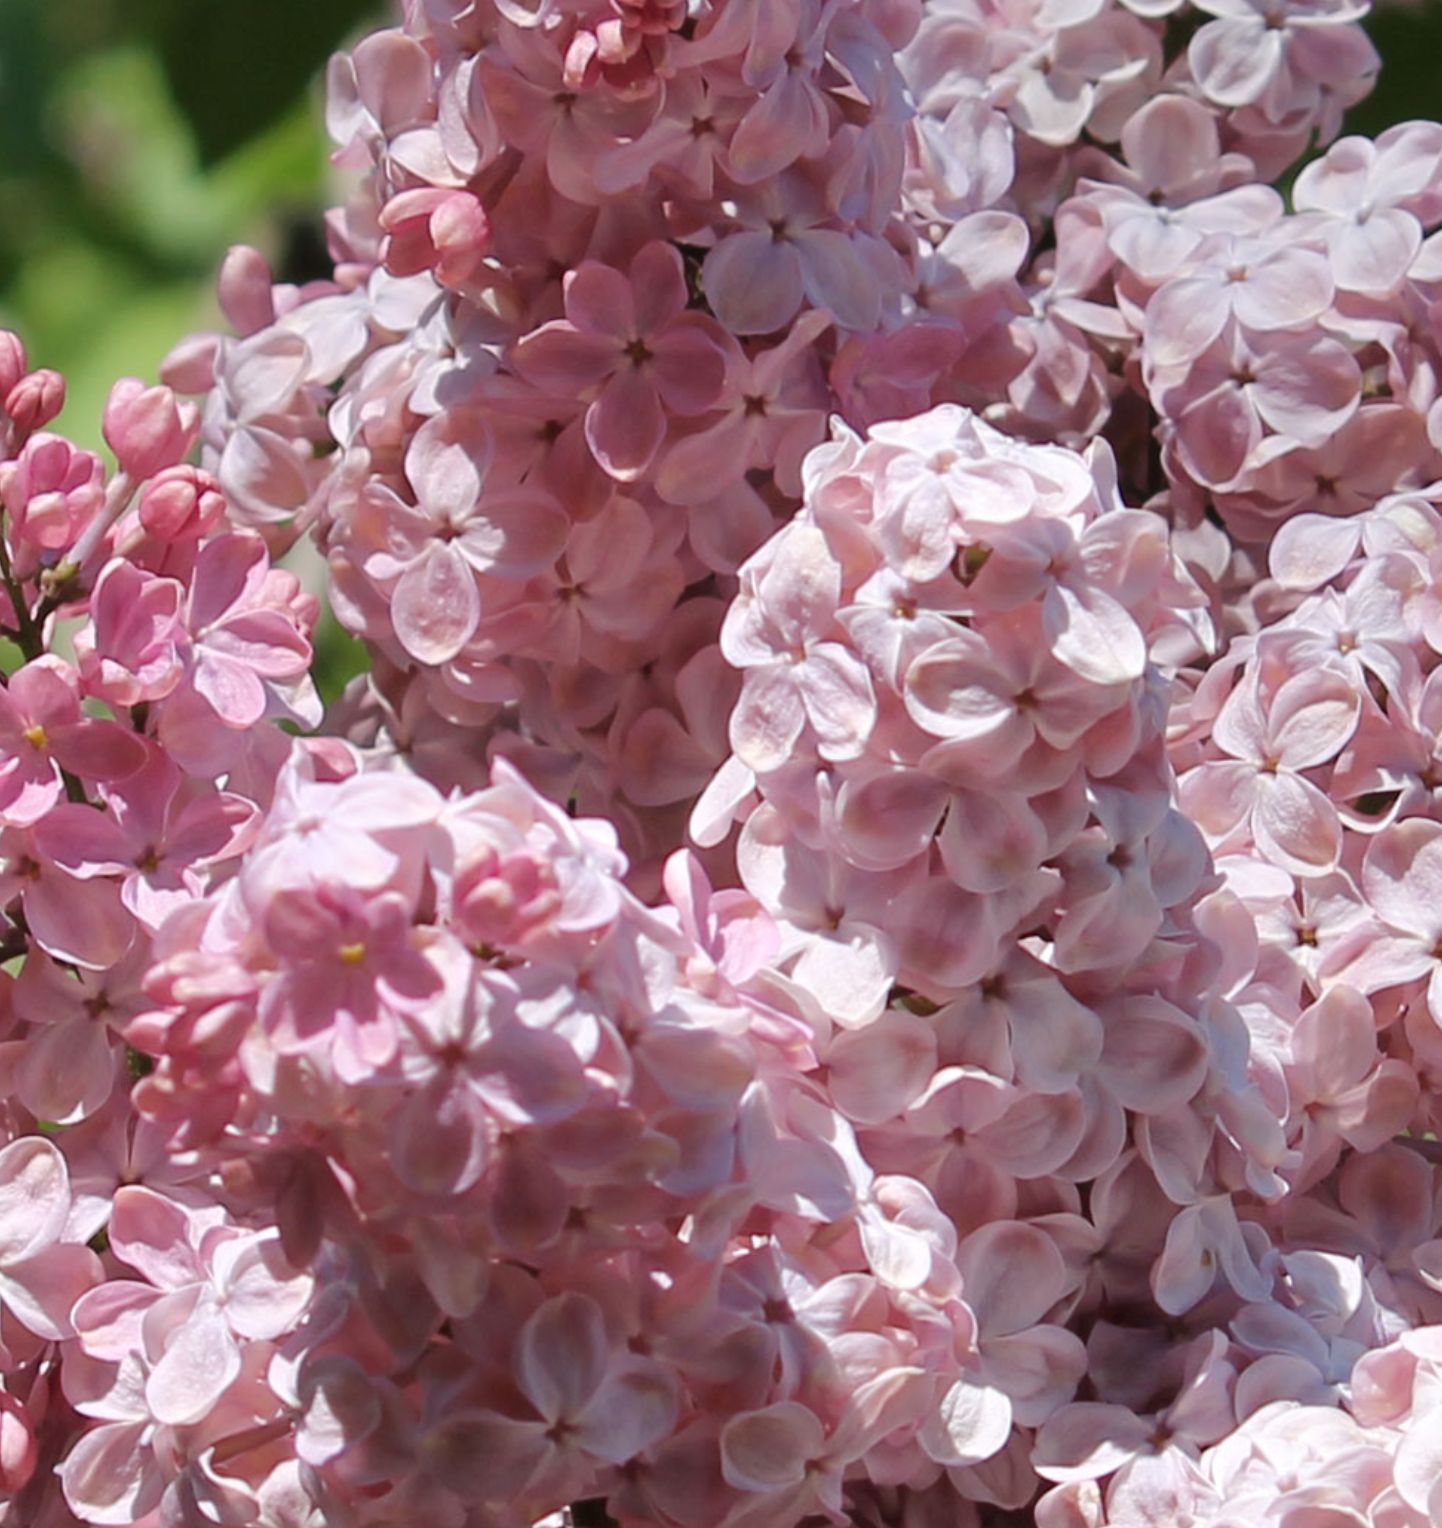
(132, 0, 379, 165)
(314, 609, 373, 707)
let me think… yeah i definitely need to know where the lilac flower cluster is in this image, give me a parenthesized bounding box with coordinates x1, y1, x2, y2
(3, 0, 1442, 1522)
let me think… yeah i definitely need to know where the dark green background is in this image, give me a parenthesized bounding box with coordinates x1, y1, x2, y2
(0, 0, 378, 448)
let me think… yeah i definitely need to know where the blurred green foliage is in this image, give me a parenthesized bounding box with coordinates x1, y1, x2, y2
(0, 0, 377, 449)
(0, 0, 379, 700)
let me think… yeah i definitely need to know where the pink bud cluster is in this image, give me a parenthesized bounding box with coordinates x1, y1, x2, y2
(5, 0, 1442, 1524)
(0, 333, 332, 1525)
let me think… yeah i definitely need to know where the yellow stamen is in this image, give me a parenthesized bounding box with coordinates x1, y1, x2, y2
(337, 942, 367, 966)
(22, 724, 47, 749)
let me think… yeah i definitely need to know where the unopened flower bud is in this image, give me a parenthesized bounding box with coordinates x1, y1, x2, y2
(138, 464, 227, 540)
(5, 369, 65, 440)
(0, 332, 27, 401)
(102, 378, 199, 481)
(218, 244, 277, 337)
(0, 433, 104, 552)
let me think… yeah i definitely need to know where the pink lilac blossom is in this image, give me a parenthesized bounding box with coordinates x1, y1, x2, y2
(7, 0, 1442, 1522)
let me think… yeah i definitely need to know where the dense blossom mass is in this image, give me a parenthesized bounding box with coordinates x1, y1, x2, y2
(5, 0, 1442, 1523)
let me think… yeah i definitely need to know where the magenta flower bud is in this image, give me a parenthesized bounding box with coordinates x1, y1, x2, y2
(4, 368, 66, 440)
(102, 377, 200, 481)
(0, 331, 28, 401)
(138, 464, 227, 541)
(0, 432, 104, 552)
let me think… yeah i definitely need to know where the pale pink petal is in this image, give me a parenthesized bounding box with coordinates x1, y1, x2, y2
(509, 321, 619, 393)
(1175, 382, 1260, 489)
(351, 29, 433, 132)
(629, 241, 689, 334)
(1234, 249, 1335, 332)
(49, 719, 147, 783)
(455, 490, 567, 579)
(728, 73, 827, 184)
(1188, 19, 1281, 107)
(1269, 514, 1360, 590)
(826, 1012, 937, 1123)
(648, 324, 729, 415)
(1332, 208, 1422, 293)
(297, 1356, 381, 1467)
(406, 418, 488, 523)
(0, 1136, 72, 1263)
(905, 642, 1022, 745)
(721, 1403, 824, 1492)
(985, 1326, 1088, 1426)
(392, 1082, 490, 1197)
(1179, 761, 1257, 843)
(1363, 818, 1442, 940)
(189, 644, 268, 728)
(703, 232, 805, 336)
(1145, 277, 1231, 366)
(1395, 1421, 1442, 1514)
(188, 534, 267, 627)
(15, 1018, 116, 1124)
(25, 875, 134, 970)
(837, 770, 948, 872)
(515, 1292, 610, 1424)
(1250, 342, 1360, 446)
(218, 426, 312, 524)
(1034, 1403, 1154, 1484)
(0, 1243, 101, 1339)
(791, 924, 895, 1029)
(201, 609, 309, 679)
(392, 542, 481, 665)
(956, 1221, 1066, 1336)
(1291, 986, 1376, 1099)
(59, 1422, 160, 1526)
(918, 1373, 1012, 1467)
(977, 1088, 1088, 1178)
(1097, 1001, 1209, 1113)
(109, 1186, 205, 1289)
(1043, 583, 1146, 685)
(731, 666, 806, 773)
(891, 878, 1000, 990)
(799, 644, 876, 759)
(1252, 772, 1343, 876)
(145, 1299, 242, 1425)
(585, 368, 666, 481)
(793, 229, 882, 332)
(564, 260, 637, 342)
(212, 1232, 313, 1340)
(574, 1358, 680, 1464)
